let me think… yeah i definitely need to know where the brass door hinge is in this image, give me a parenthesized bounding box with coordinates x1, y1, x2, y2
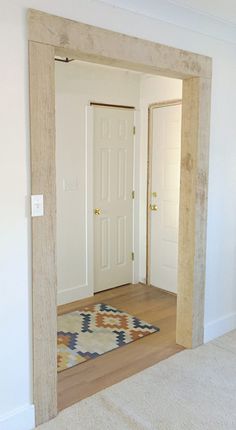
(133, 126, 136, 135)
(132, 190, 135, 199)
(132, 252, 135, 261)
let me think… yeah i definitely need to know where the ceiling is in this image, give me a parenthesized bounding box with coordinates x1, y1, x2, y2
(99, 0, 236, 44)
(168, 0, 236, 25)
(100, 0, 236, 25)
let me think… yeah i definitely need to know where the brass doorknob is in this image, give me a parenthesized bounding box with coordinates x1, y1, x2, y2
(94, 208, 101, 215)
(150, 204, 158, 211)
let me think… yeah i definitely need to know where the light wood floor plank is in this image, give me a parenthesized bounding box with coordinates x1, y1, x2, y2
(57, 284, 183, 411)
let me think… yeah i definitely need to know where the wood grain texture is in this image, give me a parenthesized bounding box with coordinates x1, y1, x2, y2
(27, 9, 212, 79)
(29, 41, 57, 425)
(177, 77, 211, 348)
(27, 10, 212, 424)
(57, 284, 183, 411)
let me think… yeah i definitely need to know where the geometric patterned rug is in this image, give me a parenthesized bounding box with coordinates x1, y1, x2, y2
(57, 303, 160, 372)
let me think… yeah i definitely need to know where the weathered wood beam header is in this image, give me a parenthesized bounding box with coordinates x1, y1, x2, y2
(28, 9, 212, 79)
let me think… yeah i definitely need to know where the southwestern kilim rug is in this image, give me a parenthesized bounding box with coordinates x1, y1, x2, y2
(57, 303, 160, 372)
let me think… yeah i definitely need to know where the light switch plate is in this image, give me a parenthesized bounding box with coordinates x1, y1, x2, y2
(31, 195, 44, 217)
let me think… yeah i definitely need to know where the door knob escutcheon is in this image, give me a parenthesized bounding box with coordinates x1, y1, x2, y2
(94, 208, 101, 215)
(150, 204, 158, 211)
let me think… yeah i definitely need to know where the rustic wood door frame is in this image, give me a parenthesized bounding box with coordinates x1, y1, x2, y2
(28, 9, 212, 425)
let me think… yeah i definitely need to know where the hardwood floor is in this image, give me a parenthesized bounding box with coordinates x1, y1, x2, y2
(57, 283, 184, 411)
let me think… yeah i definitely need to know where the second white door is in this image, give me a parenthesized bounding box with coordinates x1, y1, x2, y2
(93, 105, 134, 293)
(150, 103, 182, 294)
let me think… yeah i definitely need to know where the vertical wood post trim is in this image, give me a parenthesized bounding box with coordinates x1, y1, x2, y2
(29, 41, 57, 425)
(176, 77, 211, 348)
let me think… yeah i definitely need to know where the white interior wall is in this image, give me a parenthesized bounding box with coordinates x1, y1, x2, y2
(1, 1, 236, 429)
(55, 60, 141, 305)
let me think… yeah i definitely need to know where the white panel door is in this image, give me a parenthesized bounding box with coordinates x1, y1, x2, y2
(150, 104, 181, 293)
(93, 106, 134, 292)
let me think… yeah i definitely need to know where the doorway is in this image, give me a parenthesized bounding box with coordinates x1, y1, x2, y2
(147, 101, 182, 293)
(55, 59, 183, 410)
(28, 9, 212, 425)
(93, 104, 134, 292)
(55, 58, 182, 409)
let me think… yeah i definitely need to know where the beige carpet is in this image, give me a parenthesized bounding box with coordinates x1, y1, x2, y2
(37, 330, 236, 430)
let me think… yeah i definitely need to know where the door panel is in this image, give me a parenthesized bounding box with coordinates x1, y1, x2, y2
(100, 149, 111, 202)
(117, 149, 127, 200)
(94, 106, 134, 292)
(100, 217, 110, 270)
(116, 215, 126, 265)
(150, 104, 181, 294)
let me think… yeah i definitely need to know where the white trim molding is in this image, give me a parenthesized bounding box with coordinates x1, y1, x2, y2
(57, 284, 93, 305)
(133, 109, 140, 284)
(204, 312, 236, 343)
(0, 404, 35, 430)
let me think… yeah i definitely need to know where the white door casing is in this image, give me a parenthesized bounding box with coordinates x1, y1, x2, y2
(93, 105, 134, 292)
(150, 103, 182, 294)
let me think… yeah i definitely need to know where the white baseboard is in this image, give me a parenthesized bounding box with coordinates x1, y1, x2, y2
(204, 312, 236, 343)
(0, 404, 35, 430)
(57, 284, 93, 305)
